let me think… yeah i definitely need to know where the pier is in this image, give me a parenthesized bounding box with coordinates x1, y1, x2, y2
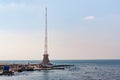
(0, 63, 73, 75)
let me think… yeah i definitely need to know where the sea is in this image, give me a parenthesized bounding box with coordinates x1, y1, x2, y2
(0, 60, 120, 80)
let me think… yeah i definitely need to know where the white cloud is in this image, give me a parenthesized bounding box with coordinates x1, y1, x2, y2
(0, 2, 41, 12)
(0, 3, 22, 10)
(84, 16, 95, 21)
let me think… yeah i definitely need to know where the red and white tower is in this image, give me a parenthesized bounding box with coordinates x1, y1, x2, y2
(41, 6, 52, 66)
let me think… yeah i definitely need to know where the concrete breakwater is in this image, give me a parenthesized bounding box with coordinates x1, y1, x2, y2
(0, 64, 73, 75)
(0, 64, 39, 72)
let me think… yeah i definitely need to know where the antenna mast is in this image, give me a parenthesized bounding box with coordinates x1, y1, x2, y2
(41, 0, 52, 65)
(44, 0, 48, 54)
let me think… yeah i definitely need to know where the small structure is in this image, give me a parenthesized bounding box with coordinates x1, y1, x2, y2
(1, 66, 14, 75)
(41, 54, 52, 67)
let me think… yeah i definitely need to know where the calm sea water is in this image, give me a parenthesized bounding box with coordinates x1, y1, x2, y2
(0, 60, 120, 80)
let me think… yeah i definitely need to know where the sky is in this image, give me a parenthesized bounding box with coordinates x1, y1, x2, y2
(0, 0, 120, 60)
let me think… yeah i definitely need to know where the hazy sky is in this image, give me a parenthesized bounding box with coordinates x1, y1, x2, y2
(0, 0, 120, 60)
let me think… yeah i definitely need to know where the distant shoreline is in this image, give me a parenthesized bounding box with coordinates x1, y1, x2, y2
(0, 59, 120, 61)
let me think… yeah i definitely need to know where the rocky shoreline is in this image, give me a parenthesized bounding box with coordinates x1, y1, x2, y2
(0, 64, 74, 75)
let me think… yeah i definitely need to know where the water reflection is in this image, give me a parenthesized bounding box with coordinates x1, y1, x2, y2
(42, 70, 49, 80)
